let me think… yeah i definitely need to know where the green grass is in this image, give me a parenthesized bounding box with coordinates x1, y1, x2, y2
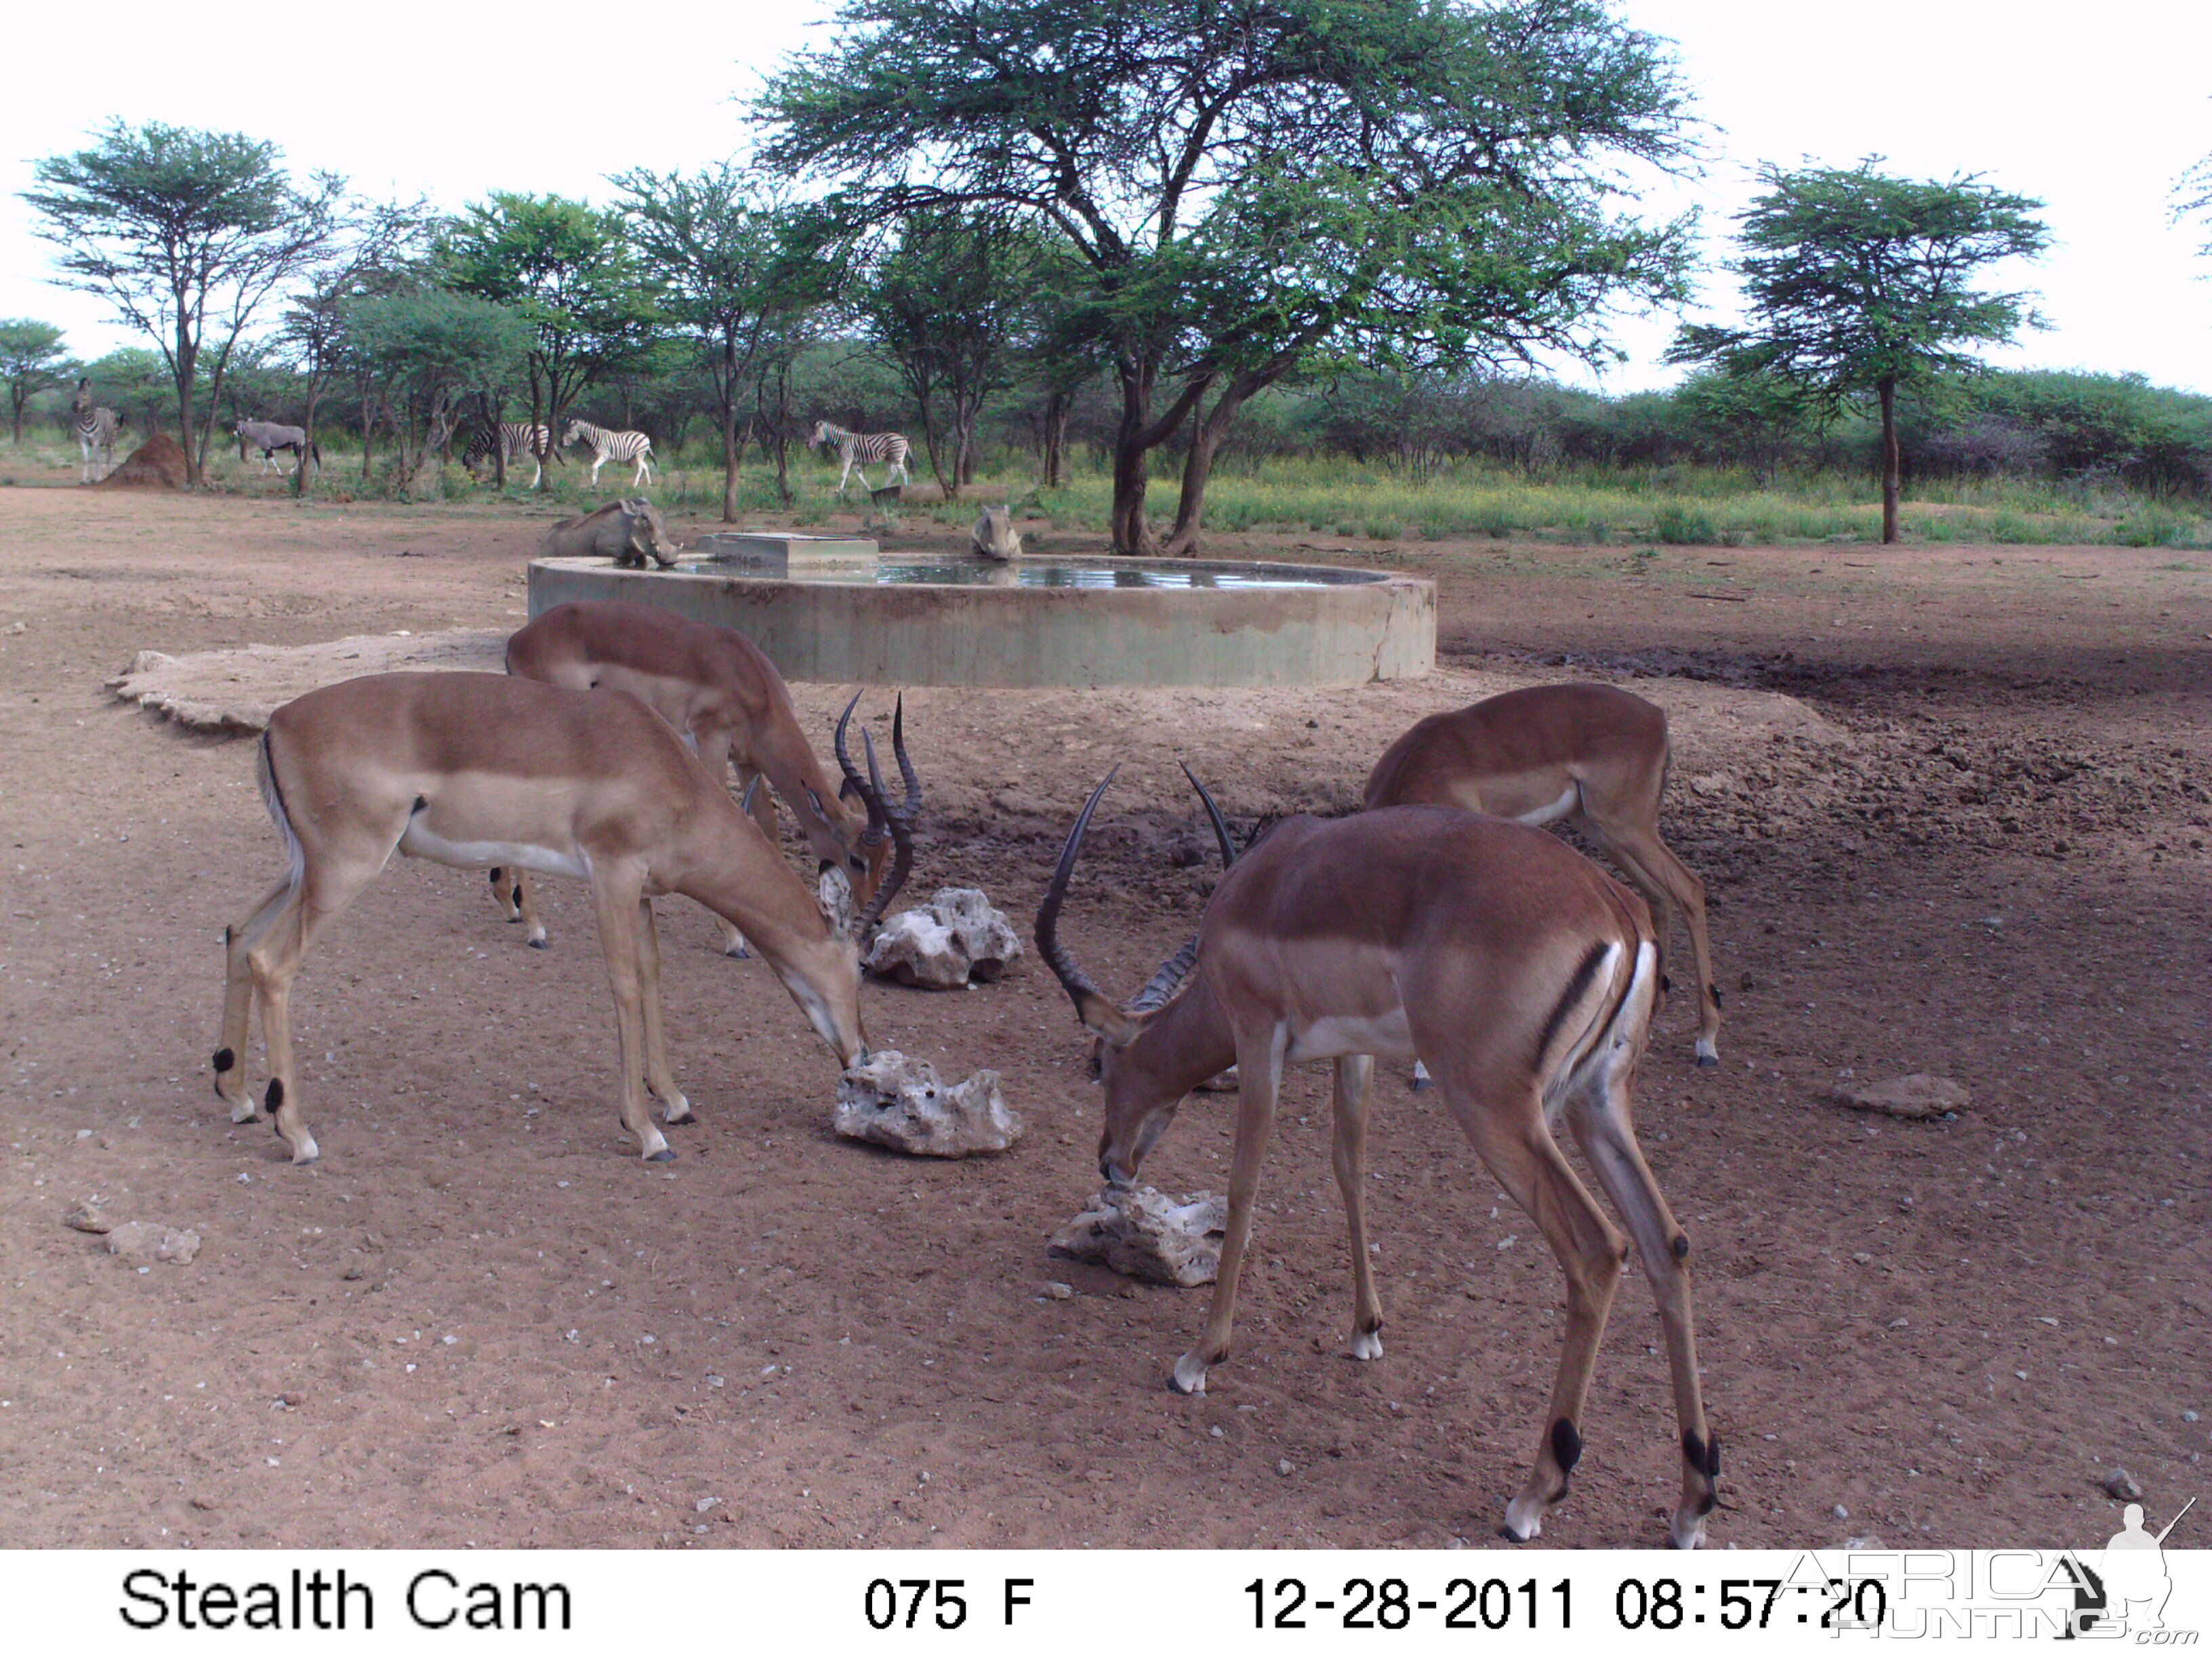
(29, 434, 2212, 549)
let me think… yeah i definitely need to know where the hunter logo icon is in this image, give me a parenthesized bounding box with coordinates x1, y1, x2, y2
(2059, 1494, 2196, 1639)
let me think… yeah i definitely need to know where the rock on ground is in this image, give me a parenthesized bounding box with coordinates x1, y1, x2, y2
(833, 1050, 1021, 1157)
(104, 1222, 201, 1265)
(864, 888, 1024, 989)
(1832, 1073, 1971, 1120)
(1050, 1186, 1227, 1287)
(108, 630, 506, 733)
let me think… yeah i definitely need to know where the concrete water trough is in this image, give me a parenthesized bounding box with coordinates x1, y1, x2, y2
(525, 539, 1435, 688)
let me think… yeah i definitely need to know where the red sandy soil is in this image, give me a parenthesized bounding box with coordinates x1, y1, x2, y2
(0, 479, 2205, 1551)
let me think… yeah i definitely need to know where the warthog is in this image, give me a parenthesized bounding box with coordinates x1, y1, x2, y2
(541, 497, 682, 568)
(969, 504, 1022, 561)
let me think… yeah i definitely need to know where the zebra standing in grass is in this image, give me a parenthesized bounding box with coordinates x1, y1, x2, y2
(809, 419, 912, 494)
(562, 418, 655, 488)
(463, 421, 554, 487)
(70, 378, 119, 484)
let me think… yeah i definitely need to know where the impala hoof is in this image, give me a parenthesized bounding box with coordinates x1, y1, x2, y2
(1168, 1354, 1209, 1395)
(1694, 1052, 1718, 1069)
(288, 1136, 320, 1166)
(723, 945, 750, 960)
(228, 1100, 260, 1125)
(1349, 1328, 1383, 1361)
(527, 937, 549, 951)
(661, 1097, 695, 1125)
(645, 1146, 678, 1163)
(1499, 1502, 1542, 1543)
(1668, 1511, 1708, 1550)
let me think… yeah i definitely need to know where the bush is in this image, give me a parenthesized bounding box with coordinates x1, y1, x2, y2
(1652, 501, 1717, 544)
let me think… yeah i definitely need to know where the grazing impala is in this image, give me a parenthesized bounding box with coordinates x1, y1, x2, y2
(1365, 683, 1721, 1065)
(493, 600, 914, 956)
(213, 672, 915, 1166)
(1036, 771, 1720, 1548)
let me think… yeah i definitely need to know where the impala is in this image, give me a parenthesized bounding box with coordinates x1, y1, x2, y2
(493, 600, 914, 956)
(213, 672, 915, 1166)
(1365, 682, 1721, 1065)
(1036, 770, 1720, 1548)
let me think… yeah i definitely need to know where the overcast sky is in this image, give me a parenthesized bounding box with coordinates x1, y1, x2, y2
(4, 0, 2207, 396)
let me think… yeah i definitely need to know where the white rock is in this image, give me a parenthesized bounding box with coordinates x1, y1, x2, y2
(1050, 1186, 1227, 1287)
(105, 1222, 201, 1265)
(865, 888, 1023, 989)
(834, 1050, 1021, 1157)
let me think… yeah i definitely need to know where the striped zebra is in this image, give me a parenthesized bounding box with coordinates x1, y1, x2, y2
(562, 418, 655, 488)
(70, 378, 119, 484)
(809, 420, 912, 494)
(463, 421, 554, 487)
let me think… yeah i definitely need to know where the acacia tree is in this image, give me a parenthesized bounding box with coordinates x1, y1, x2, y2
(439, 193, 661, 492)
(611, 167, 825, 520)
(340, 289, 530, 498)
(278, 198, 429, 498)
(856, 211, 1037, 496)
(0, 320, 76, 445)
(21, 122, 345, 485)
(1668, 161, 2048, 544)
(758, 0, 1695, 553)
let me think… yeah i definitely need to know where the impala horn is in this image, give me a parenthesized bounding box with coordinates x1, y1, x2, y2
(1035, 769, 1123, 1027)
(835, 691, 920, 937)
(1128, 764, 1238, 1012)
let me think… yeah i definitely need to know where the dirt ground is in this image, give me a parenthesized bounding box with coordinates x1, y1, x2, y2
(0, 478, 2205, 1553)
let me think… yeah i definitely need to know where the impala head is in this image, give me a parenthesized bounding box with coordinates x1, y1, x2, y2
(1036, 765, 1240, 1189)
(832, 690, 921, 937)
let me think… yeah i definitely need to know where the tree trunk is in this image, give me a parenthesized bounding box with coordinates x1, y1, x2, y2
(1109, 353, 1155, 553)
(720, 335, 740, 523)
(1040, 390, 1069, 489)
(1879, 376, 1900, 545)
(174, 325, 201, 488)
(529, 373, 552, 495)
(1161, 372, 1263, 557)
(293, 379, 323, 501)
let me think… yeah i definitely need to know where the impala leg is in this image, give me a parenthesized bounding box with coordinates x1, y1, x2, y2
(1565, 1079, 1718, 1549)
(488, 866, 549, 947)
(1171, 1025, 1286, 1395)
(1579, 818, 1720, 1066)
(634, 897, 692, 1125)
(241, 861, 375, 1166)
(1446, 1084, 1627, 1544)
(216, 877, 293, 1122)
(1330, 1054, 1384, 1360)
(590, 876, 673, 1161)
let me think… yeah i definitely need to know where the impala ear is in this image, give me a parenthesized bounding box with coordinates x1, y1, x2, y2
(815, 865, 856, 935)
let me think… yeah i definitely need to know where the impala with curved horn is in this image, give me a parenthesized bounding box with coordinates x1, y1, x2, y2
(1035, 770, 1721, 1548)
(493, 601, 919, 956)
(1365, 683, 1721, 1065)
(213, 672, 916, 1166)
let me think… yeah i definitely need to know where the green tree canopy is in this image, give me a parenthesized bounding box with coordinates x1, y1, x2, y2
(611, 166, 828, 519)
(0, 319, 77, 445)
(1668, 159, 2048, 541)
(758, 0, 1697, 552)
(438, 193, 662, 491)
(857, 211, 1040, 496)
(20, 121, 346, 484)
(341, 289, 531, 497)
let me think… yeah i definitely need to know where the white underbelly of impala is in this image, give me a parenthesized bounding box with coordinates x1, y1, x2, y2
(398, 820, 587, 880)
(1287, 1008, 1415, 1062)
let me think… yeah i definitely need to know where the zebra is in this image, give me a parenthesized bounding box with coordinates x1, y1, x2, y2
(70, 379, 119, 484)
(809, 420, 912, 494)
(463, 421, 554, 487)
(562, 418, 655, 488)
